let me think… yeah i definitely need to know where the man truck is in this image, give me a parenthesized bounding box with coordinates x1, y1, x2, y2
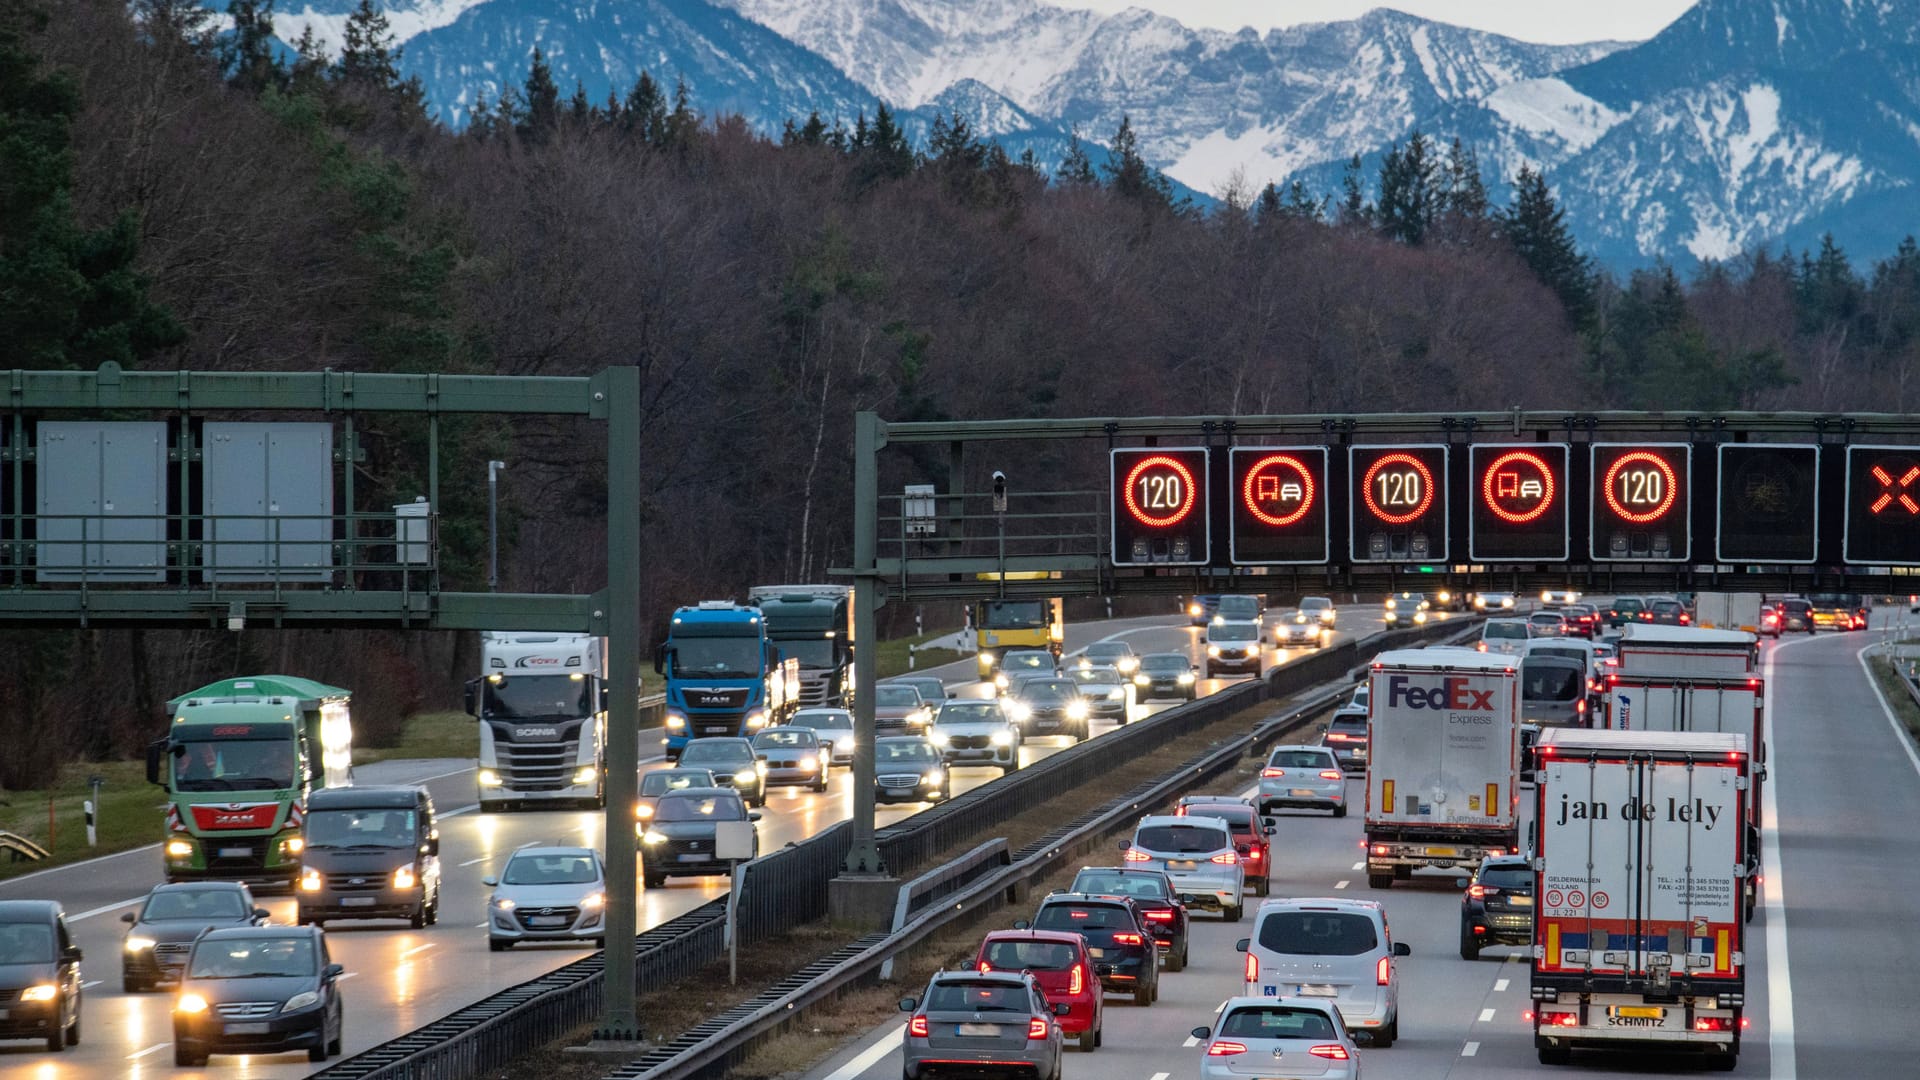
(973, 597, 1064, 680)
(1364, 648, 1522, 889)
(747, 585, 855, 708)
(466, 632, 608, 812)
(658, 601, 799, 760)
(1531, 729, 1749, 1070)
(147, 676, 354, 888)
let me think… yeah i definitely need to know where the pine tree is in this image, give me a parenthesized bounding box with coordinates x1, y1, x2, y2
(131, 0, 216, 58)
(1375, 131, 1436, 245)
(1100, 115, 1173, 209)
(519, 49, 559, 139)
(567, 80, 591, 126)
(1338, 154, 1370, 226)
(220, 0, 283, 95)
(1055, 126, 1095, 186)
(928, 109, 986, 174)
(1256, 182, 1283, 219)
(855, 103, 915, 185)
(622, 71, 666, 143)
(662, 77, 700, 152)
(288, 24, 327, 96)
(1795, 233, 1862, 332)
(336, 0, 400, 87)
(1500, 165, 1595, 330)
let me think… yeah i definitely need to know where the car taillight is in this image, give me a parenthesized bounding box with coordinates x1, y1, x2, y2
(1122, 849, 1151, 862)
(1068, 964, 1084, 996)
(1679, 614, 1691, 624)
(1210, 851, 1238, 865)
(1468, 884, 1486, 898)
(1142, 910, 1174, 922)
(976, 960, 991, 972)
(1244, 952, 1258, 983)
(1027, 1017, 1049, 1040)
(1112, 932, 1144, 945)
(1319, 770, 1342, 779)
(1261, 767, 1286, 777)
(1308, 1045, 1351, 1060)
(1377, 956, 1391, 985)
(909, 1015, 929, 1037)
(1245, 848, 1262, 861)
(1206, 1041, 1247, 1057)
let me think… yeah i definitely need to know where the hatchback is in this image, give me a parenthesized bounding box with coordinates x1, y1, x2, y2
(1458, 854, 1535, 959)
(1135, 653, 1198, 702)
(1027, 894, 1160, 1005)
(1276, 609, 1334, 646)
(1078, 641, 1139, 674)
(1647, 598, 1691, 626)
(486, 846, 608, 949)
(121, 882, 269, 992)
(1477, 618, 1531, 655)
(1560, 603, 1599, 637)
(786, 708, 855, 765)
(171, 926, 343, 1065)
(750, 726, 829, 791)
(1066, 866, 1189, 971)
(1604, 596, 1647, 626)
(1258, 746, 1347, 817)
(0, 900, 81, 1052)
(1175, 798, 1274, 897)
(973, 931, 1103, 1051)
(1300, 597, 1337, 625)
(874, 736, 952, 803)
(1192, 996, 1361, 1080)
(899, 970, 1067, 1080)
(676, 737, 767, 806)
(1527, 611, 1567, 637)
(1239, 898, 1410, 1047)
(1321, 711, 1370, 772)
(639, 789, 760, 887)
(1121, 815, 1245, 921)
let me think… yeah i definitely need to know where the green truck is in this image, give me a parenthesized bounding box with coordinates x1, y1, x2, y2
(145, 676, 354, 888)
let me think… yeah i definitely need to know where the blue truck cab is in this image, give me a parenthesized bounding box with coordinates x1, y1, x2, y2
(656, 602, 798, 760)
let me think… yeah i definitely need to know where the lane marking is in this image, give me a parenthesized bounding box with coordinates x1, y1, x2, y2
(1765, 634, 1819, 1080)
(1494, 978, 1509, 992)
(1478, 1007, 1495, 1023)
(459, 855, 491, 867)
(401, 943, 435, 958)
(81, 980, 102, 989)
(474, 922, 489, 929)
(71, 898, 140, 922)
(1150, 1073, 1170, 1080)
(1350, 862, 1363, 871)
(1333, 880, 1349, 890)
(1857, 642, 1920, 780)
(1462, 1041, 1480, 1057)
(336, 971, 358, 982)
(1181, 1034, 1199, 1047)
(128, 1042, 170, 1060)
(821, 1025, 902, 1080)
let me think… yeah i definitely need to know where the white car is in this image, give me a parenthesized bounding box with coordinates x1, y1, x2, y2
(1257, 746, 1347, 817)
(1477, 617, 1531, 654)
(1300, 596, 1337, 625)
(1274, 610, 1331, 648)
(1239, 897, 1410, 1046)
(786, 708, 855, 765)
(1122, 814, 1246, 921)
(1475, 591, 1519, 611)
(1541, 589, 1581, 607)
(928, 699, 1021, 772)
(1192, 997, 1361, 1080)
(483, 846, 606, 951)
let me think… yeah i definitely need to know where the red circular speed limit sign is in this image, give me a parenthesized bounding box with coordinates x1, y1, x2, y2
(1568, 890, 1586, 908)
(1592, 891, 1609, 910)
(1545, 889, 1565, 908)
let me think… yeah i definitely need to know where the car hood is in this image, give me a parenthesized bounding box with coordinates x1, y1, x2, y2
(873, 705, 920, 718)
(0, 961, 57, 988)
(297, 847, 415, 873)
(184, 973, 318, 1005)
(134, 918, 252, 944)
(683, 757, 753, 774)
(933, 721, 1009, 736)
(646, 820, 722, 840)
(493, 881, 599, 907)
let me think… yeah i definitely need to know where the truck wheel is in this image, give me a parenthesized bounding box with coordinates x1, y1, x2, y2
(644, 871, 665, 889)
(1368, 874, 1394, 890)
(1538, 1046, 1571, 1066)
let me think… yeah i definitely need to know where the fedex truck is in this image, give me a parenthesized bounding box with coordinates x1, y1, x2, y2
(1363, 649, 1521, 889)
(1531, 729, 1750, 1069)
(1613, 625, 1757, 678)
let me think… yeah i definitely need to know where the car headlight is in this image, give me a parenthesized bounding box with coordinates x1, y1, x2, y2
(478, 769, 504, 787)
(1188, 604, 1202, 617)
(734, 769, 758, 784)
(1474, 597, 1487, 608)
(300, 869, 323, 892)
(923, 768, 944, 786)
(1106, 687, 1124, 700)
(1207, 645, 1221, 657)
(175, 992, 209, 1014)
(1133, 674, 1150, 686)
(1414, 611, 1428, 623)
(636, 803, 654, 819)
(799, 754, 818, 769)
(1385, 598, 1397, 609)
(745, 710, 769, 729)
(1006, 702, 1031, 721)
(1119, 658, 1138, 673)
(642, 831, 668, 844)
(166, 839, 195, 858)
(1502, 598, 1514, 608)
(573, 766, 598, 785)
(393, 865, 417, 889)
(990, 730, 1012, 746)
(1319, 611, 1336, 623)
(582, 892, 605, 910)
(1066, 700, 1088, 719)
(994, 673, 1010, 689)
(1178, 672, 1196, 685)
(1542, 590, 1553, 603)
(665, 713, 686, 730)
(1438, 590, 1451, 602)
(125, 936, 156, 953)
(492, 895, 516, 909)
(930, 731, 951, 746)
(284, 990, 320, 1011)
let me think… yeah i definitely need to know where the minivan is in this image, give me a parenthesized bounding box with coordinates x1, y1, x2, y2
(297, 786, 441, 928)
(1237, 897, 1410, 1047)
(1520, 654, 1588, 728)
(0, 900, 82, 1052)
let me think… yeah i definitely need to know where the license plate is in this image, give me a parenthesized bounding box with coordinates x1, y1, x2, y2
(219, 847, 252, 858)
(678, 853, 710, 862)
(1612, 1006, 1664, 1020)
(225, 1022, 270, 1035)
(1426, 847, 1458, 857)
(1169, 860, 1199, 871)
(1511, 895, 1534, 906)
(1290, 788, 1316, 796)
(1087, 947, 1104, 958)
(529, 916, 568, 927)
(957, 1023, 1001, 1037)
(1297, 984, 1339, 997)
(341, 897, 376, 907)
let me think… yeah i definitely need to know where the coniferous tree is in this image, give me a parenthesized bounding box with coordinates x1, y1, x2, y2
(567, 80, 591, 126)
(288, 23, 327, 96)
(519, 49, 559, 139)
(220, 0, 283, 94)
(1256, 181, 1283, 219)
(1100, 115, 1173, 209)
(131, 0, 216, 57)
(662, 77, 700, 152)
(1338, 154, 1370, 227)
(1500, 165, 1594, 330)
(336, 0, 399, 87)
(1375, 131, 1436, 245)
(854, 103, 915, 185)
(1440, 138, 1489, 220)
(1055, 126, 1095, 186)
(1795, 234, 1862, 333)
(623, 71, 666, 143)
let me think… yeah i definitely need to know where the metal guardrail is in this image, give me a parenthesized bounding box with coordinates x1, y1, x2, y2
(879, 838, 1011, 980)
(730, 821, 854, 947)
(0, 831, 50, 863)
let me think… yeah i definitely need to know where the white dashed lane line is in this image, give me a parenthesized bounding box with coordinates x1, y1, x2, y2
(1478, 1008, 1496, 1023)
(1494, 978, 1510, 992)
(1462, 1041, 1480, 1057)
(1333, 879, 1349, 889)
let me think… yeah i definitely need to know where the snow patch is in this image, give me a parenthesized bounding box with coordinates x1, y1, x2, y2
(1483, 78, 1627, 152)
(1166, 125, 1297, 193)
(1686, 215, 1738, 261)
(1725, 84, 1780, 179)
(1775, 12, 1789, 48)
(277, 0, 491, 56)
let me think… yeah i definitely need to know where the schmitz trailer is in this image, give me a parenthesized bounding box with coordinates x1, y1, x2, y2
(1364, 649, 1521, 889)
(1613, 625, 1757, 678)
(1690, 592, 1763, 633)
(1531, 729, 1750, 1069)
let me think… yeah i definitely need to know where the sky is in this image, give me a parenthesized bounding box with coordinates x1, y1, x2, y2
(1058, 1, 1700, 45)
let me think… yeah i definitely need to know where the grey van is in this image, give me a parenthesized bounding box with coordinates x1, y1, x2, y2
(296, 786, 442, 928)
(0, 900, 82, 1052)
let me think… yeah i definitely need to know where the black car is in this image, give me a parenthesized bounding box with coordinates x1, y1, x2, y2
(121, 882, 269, 992)
(1025, 894, 1160, 1005)
(639, 788, 761, 888)
(1066, 867, 1190, 972)
(0, 900, 82, 1052)
(1647, 598, 1691, 626)
(1603, 596, 1647, 627)
(1010, 678, 1088, 741)
(1322, 710, 1370, 771)
(1458, 855, 1535, 959)
(676, 737, 767, 806)
(1135, 653, 1198, 702)
(171, 925, 343, 1065)
(873, 736, 952, 803)
(297, 785, 442, 928)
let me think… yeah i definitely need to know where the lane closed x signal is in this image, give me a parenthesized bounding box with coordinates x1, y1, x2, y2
(1869, 463, 1920, 515)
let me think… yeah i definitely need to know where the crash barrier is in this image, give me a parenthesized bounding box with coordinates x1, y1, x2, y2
(1, 831, 50, 862)
(728, 820, 854, 947)
(879, 838, 1012, 980)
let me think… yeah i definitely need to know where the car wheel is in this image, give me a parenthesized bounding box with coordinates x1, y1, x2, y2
(644, 871, 666, 889)
(1077, 1028, 1096, 1052)
(46, 1017, 64, 1053)
(1333, 803, 1348, 819)
(1375, 1018, 1397, 1048)
(1132, 984, 1152, 1007)
(1368, 874, 1394, 890)
(409, 903, 427, 930)
(1538, 1046, 1572, 1066)
(175, 1043, 205, 1067)
(1165, 945, 1185, 973)
(1224, 904, 1242, 923)
(310, 1040, 330, 1063)
(425, 889, 440, 926)
(1255, 876, 1269, 898)
(66, 1010, 79, 1047)
(124, 976, 148, 994)
(489, 938, 510, 952)
(328, 1023, 342, 1056)
(1460, 922, 1482, 961)
(593, 937, 606, 948)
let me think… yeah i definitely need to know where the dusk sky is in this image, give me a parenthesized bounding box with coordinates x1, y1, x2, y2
(1060, 1, 1700, 44)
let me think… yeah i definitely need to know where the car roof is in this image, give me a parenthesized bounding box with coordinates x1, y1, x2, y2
(0, 900, 61, 920)
(685, 736, 751, 747)
(979, 929, 1087, 947)
(658, 786, 741, 800)
(1478, 854, 1532, 869)
(308, 785, 426, 810)
(752, 725, 816, 737)
(507, 845, 601, 859)
(930, 969, 1032, 987)
(1038, 892, 1135, 908)
(1073, 865, 1170, 879)
(1085, 641, 1134, 652)
(791, 707, 852, 718)
(1254, 896, 1385, 914)
(1215, 994, 1344, 1015)
(1139, 652, 1189, 662)
(1136, 813, 1229, 830)
(147, 881, 249, 894)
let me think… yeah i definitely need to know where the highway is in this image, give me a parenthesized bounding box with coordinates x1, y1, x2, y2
(800, 620, 1920, 1080)
(0, 601, 1403, 1077)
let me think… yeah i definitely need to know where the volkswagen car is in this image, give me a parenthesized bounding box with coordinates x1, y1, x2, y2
(121, 882, 269, 992)
(898, 970, 1067, 1080)
(639, 790, 761, 887)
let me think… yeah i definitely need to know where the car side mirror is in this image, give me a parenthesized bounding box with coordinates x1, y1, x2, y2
(1394, 942, 1412, 956)
(1115, 839, 1129, 851)
(1053, 1002, 1071, 1016)
(63, 947, 83, 962)
(1190, 1026, 1211, 1040)
(748, 812, 763, 822)
(1263, 824, 1276, 835)
(898, 996, 918, 1012)
(1013, 920, 1031, 931)
(482, 876, 499, 887)
(422, 838, 440, 857)
(324, 963, 345, 979)
(120, 912, 137, 925)
(253, 908, 271, 923)
(1234, 938, 1249, 952)
(1455, 877, 1471, 890)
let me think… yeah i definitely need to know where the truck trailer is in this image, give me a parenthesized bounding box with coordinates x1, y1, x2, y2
(1531, 729, 1750, 1069)
(1364, 648, 1522, 889)
(1613, 625, 1758, 679)
(467, 632, 608, 811)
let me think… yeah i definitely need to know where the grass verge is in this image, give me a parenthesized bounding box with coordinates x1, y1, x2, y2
(1867, 649, 1920, 741)
(873, 630, 966, 679)
(352, 710, 475, 764)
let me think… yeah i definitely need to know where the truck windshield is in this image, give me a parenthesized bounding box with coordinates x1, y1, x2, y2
(483, 674, 591, 719)
(171, 738, 295, 792)
(671, 638, 762, 678)
(980, 601, 1046, 630)
(303, 808, 417, 849)
(777, 638, 836, 668)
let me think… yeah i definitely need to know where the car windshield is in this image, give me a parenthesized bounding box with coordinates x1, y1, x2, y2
(655, 794, 747, 822)
(1183, 806, 1256, 833)
(1210, 623, 1258, 642)
(1072, 872, 1169, 899)
(679, 740, 752, 767)
(188, 936, 317, 979)
(1020, 682, 1077, 704)
(874, 686, 921, 707)
(1257, 911, 1379, 956)
(1085, 644, 1131, 660)
(980, 601, 1047, 630)
(1485, 622, 1529, 640)
(670, 637, 762, 679)
(751, 729, 817, 750)
(1530, 614, 1563, 626)
(1004, 653, 1051, 671)
(1329, 715, 1368, 733)
(640, 771, 712, 796)
(303, 808, 416, 849)
(925, 980, 1030, 1013)
(481, 673, 591, 719)
(501, 853, 599, 885)
(142, 889, 248, 922)
(1780, 600, 1810, 613)
(1070, 669, 1121, 686)
(1034, 904, 1132, 931)
(0, 922, 54, 964)
(791, 711, 853, 733)
(1269, 749, 1333, 769)
(897, 681, 946, 700)
(1566, 605, 1594, 617)
(1301, 598, 1331, 610)
(983, 939, 1077, 970)
(1218, 1005, 1340, 1040)
(1134, 824, 1229, 854)
(936, 703, 1003, 724)
(1522, 662, 1582, 702)
(1217, 597, 1260, 617)
(1140, 655, 1188, 673)
(1615, 599, 1645, 612)
(1479, 867, 1533, 890)
(877, 739, 940, 762)
(169, 737, 295, 792)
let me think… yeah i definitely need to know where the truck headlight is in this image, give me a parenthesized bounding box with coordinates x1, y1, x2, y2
(478, 769, 504, 787)
(125, 936, 156, 953)
(990, 730, 1012, 746)
(573, 766, 598, 785)
(166, 839, 195, 858)
(1188, 603, 1203, 617)
(282, 835, 305, 855)
(300, 869, 323, 892)
(744, 710, 769, 729)
(1066, 701, 1088, 719)
(665, 713, 686, 731)
(994, 673, 1010, 689)
(393, 865, 417, 890)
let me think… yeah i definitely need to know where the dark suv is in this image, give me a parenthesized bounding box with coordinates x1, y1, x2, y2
(1604, 596, 1647, 627)
(1067, 866, 1191, 972)
(0, 900, 82, 1052)
(1025, 893, 1160, 1006)
(1322, 711, 1370, 772)
(1458, 855, 1535, 959)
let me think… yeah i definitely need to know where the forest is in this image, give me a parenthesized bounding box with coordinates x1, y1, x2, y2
(1, 0, 1917, 782)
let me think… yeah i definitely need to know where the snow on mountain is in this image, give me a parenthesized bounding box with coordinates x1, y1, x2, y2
(1482, 78, 1627, 155)
(272, 0, 491, 55)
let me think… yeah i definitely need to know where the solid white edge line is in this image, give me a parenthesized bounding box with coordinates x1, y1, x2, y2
(821, 1025, 902, 1080)
(127, 1042, 170, 1060)
(1855, 642, 1920, 779)
(1763, 636, 1810, 1080)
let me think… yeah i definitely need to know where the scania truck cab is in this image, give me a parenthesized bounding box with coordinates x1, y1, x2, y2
(747, 585, 854, 708)
(659, 602, 799, 760)
(466, 632, 608, 812)
(147, 676, 353, 889)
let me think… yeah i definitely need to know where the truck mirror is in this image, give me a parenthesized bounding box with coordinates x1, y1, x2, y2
(653, 647, 671, 675)
(145, 739, 171, 786)
(600, 685, 612, 712)
(422, 837, 440, 857)
(463, 679, 479, 717)
(1526, 822, 1537, 851)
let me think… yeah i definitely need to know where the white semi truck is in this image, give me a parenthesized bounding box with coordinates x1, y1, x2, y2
(466, 632, 608, 811)
(1364, 648, 1522, 889)
(1612, 624, 1758, 679)
(1531, 729, 1750, 1070)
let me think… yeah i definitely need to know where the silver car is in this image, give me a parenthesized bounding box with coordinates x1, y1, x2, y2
(1192, 996, 1361, 1080)
(1258, 746, 1348, 817)
(1077, 640, 1139, 674)
(929, 699, 1022, 772)
(1274, 610, 1331, 648)
(1068, 665, 1133, 721)
(749, 726, 829, 791)
(994, 649, 1058, 692)
(1122, 814, 1246, 921)
(483, 846, 606, 951)
(899, 970, 1067, 1080)
(786, 708, 855, 765)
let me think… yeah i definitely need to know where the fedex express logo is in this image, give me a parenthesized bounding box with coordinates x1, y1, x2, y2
(1385, 675, 1496, 711)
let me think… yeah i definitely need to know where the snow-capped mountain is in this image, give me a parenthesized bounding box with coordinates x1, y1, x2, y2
(275, 0, 491, 55)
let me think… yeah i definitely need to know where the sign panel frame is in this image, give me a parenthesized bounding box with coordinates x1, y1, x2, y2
(1109, 446, 1211, 567)
(1468, 442, 1570, 562)
(1228, 446, 1330, 565)
(1590, 442, 1691, 563)
(1715, 443, 1819, 564)
(1348, 443, 1449, 564)
(1843, 444, 1920, 566)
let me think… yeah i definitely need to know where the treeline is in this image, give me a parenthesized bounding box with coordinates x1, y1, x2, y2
(0, 0, 1914, 779)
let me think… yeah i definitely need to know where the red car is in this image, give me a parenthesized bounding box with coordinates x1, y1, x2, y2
(973, 929, 1103, 1051)
(1174, 797, 1272, 897)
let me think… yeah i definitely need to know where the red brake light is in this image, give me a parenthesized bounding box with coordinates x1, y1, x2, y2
(1111, 932, 1144, 946)
(977, 960, 991, 972)
(1319, 770, 1342, 780)
(1174, 806, 1188, 816)
(1308, 1045, 1351, 1060)
(1468, 884, 1486, 899)
(1210, 851, 1239, 865)
(1246, 848, 1262, 861)
(1068, 964, 1084, 996)
(1679, 614, 1691, 624)
(1207, 1041, 1248, 1057)
(909, 1015, 929, 1037)
(1376, 956, 1391, 985)
(1553, 1013, 1579, 1027)
(1122, 849, 1151, 863)
(1244, 952, 1258, 983)
(1027, 1017, 1049, 1040)
(1261, 767, 1285, 778)
(1142, 910, 1174, 921)
(1694, 1017, 1731, 1032)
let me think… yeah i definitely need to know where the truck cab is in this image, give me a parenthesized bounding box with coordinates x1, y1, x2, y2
(974, 598, 1064, 679)
(747, 586, 855, 709)
(467, 633, 608, 811)
(658, 602, 797, 760)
